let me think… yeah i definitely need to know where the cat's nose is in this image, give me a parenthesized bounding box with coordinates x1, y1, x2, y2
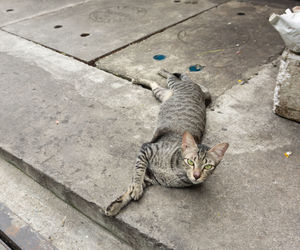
(193, 171, 201, 180)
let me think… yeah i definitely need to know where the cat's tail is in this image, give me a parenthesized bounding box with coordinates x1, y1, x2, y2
(105, 187, 133, 217)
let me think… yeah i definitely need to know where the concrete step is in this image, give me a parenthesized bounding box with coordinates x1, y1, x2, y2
(0, 30, 160, 249)
(0, 158, 131, 250)
(1, 28, 300, 249)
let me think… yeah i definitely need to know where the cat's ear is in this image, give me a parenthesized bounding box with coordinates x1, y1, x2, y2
(208, 143, 229, 164)
(182, 131, 198, 152)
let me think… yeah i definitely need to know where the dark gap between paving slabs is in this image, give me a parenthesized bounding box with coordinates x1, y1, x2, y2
(96, 0, 285, 99)
(2, 0, 223, 63)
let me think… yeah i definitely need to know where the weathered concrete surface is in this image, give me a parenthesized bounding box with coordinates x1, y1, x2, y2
(0, 30, 161, 248)
(113, 64, 300, 250)
(2, 0, 221, 62)
(274, 49, 300, 123)
(0, 240, 9, 250)
(239, 0, 300, 9)
(1, 29, 300, 249)
(0, 202, 58, 250)
(0, 0, 86, 26)
(96, 1, 285, 99)
(0, 158, 131, 250)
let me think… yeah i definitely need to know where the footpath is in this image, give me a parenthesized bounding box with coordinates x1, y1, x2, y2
(0, 0, 299, 249)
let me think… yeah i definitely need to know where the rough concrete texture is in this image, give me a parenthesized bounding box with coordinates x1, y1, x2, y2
(0, 202, 58, 250)
(0, 0, 86, 26)
(96, 1, 285, 99)
(238, 0, 300, 9)
(0, 158, 131, 250)
(0, 241, 9, 250)
(0, 29, 300, 249)
(273, 49, 300, 123)
(2, 0, 221, 62)
(0, 30, 160, 248)
(114, 64, 300, 250)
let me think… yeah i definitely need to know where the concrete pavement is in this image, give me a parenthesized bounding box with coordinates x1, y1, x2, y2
(0, 0, 299, 249)
(96, 1, 285, 99)
(1, 0, 222, 62)
(0, 158, 131, 250)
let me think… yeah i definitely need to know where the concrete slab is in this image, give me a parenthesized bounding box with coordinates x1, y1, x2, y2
(1, 30, 300, 249)
(0, 0, 86, 26)
(0, 203, 57, 250)
(116, 64, 300, 249)
(0, 240, 9, 250)
(96, 1, 285, 99)
(239, 0, 300, 9)
(0, 158, 131, 250)
(0, 30, 160, 248)
(2, 0, 220, 62)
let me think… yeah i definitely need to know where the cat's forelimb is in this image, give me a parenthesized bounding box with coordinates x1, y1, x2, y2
(129, 182, 144, 200)
(105, 186, 133, 216)
(105, 179, 152, 216)
(105, 144, 153, 216)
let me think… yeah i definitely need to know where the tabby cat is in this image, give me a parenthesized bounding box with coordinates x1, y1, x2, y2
(105, 69, 229, 216)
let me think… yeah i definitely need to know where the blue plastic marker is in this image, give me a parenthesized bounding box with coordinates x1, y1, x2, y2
(153, 54, 166, 61)
(189, 64, 204, 72)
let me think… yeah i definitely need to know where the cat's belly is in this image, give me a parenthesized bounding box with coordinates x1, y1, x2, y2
(148, 166, 192, 188)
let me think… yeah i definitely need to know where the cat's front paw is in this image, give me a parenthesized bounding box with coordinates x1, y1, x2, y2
(105, 201, 121, 217)
(129, 183, 143, 200)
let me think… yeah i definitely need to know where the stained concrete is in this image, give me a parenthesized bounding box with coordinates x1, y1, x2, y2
(0, 30, 160, 248)
(0, 241, 9, 250)
(0, 0, 86, 26)
(114, 64, 300, 249)
(0, 158, 131, 250)
(0, 240, 12, 250)
(2, 0, 220, 62)
(0, 202, 58, 250)
(1, 29, 300, 249)
(96, 1, 285, 99)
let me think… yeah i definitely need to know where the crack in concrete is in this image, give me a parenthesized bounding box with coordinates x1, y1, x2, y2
(89, 2, 229, 66)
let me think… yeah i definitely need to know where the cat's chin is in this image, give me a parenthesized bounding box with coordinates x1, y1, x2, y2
(189, 178, 205, 184)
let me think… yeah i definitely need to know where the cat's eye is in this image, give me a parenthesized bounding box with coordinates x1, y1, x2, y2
(204, 165, 213, 170)
(186, 159, 194, 166)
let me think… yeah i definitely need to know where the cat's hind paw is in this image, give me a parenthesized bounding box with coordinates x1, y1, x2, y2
(129, 183, 143, 200)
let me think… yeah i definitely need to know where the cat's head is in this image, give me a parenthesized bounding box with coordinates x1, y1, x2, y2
(181, 131, 229, 184)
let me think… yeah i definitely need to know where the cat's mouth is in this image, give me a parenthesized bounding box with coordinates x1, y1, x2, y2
(191, 178, 204, 184)
(187, 170, 206, 184)
(188, 174, 205, 184)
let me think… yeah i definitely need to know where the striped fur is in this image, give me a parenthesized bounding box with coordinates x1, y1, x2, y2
(105, 70, 228, 216)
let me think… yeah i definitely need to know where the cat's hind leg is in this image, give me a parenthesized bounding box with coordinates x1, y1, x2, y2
(158, 69, 183, 89)
(152, 84, 173, 103)
(131, 76, 172, 102)
(159, 69, 211, 105)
